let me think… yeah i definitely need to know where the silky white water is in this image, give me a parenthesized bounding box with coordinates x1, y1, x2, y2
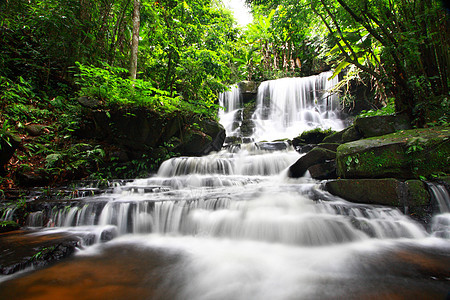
(219, 71, 345, 141)
(1, 73, 449, 299)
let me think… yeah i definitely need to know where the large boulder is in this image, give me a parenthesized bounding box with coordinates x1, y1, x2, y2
(308, 160, 336, 180)
(92, 109, 166, 150)
(322, 125, 362, 144)
(180, 119, 225, 156)
(325, 178, 430, 207)
(288, 147, 336, 178)
(336, 127, 450, 179)
(292, 128, 336, 153)
(86, 106, 225, 157)
(354, 114, 411, 138)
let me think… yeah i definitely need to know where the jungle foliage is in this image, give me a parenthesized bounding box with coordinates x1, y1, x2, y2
(0, 0, 448, 186)
(244, 0, 449, 125)
(0, 0, 241, 118)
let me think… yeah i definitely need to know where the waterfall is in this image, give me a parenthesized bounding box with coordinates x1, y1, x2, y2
(218, 71, 345, 142)
(252, 71, 344, 141)
(428, 182, 450, 238)
(218, 85, 242, 138)
(427, 182, 450, 213)
(2, 73, 449, 300)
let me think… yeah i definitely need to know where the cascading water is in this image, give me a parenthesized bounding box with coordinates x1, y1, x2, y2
(252, 71, 344, 141)
(219, 71, 345, 142)
(428, 182, 450, 238)
(1, 73, 449, 299)
(218, 84, 243, 138)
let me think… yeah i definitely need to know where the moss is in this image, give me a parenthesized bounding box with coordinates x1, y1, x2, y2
(336, 126, 450, 179)
(337, 142, 408, 178)
(405, 180, 430, 206)
(406, 136, 450, 178)
(293, 128, 335, 146)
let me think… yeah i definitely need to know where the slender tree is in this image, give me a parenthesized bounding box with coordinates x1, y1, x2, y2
(130, 0, 141, 81)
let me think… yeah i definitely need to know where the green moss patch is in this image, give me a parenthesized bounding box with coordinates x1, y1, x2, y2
(336, 126, 450, 179)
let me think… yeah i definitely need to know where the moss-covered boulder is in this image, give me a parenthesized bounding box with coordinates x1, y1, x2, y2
(322, 125, 362, 144)
(292, 128, 334, 146)
(180, 119, 226, 156)
(336, 127, 450, 179)
(83, 106, 225, 158)
(354, 114, 411, 138)
(325, 179, 430, 208)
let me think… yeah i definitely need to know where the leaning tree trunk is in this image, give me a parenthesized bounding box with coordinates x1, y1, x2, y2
(130, 0, 140, 81)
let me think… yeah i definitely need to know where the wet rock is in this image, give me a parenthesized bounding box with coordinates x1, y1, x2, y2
(180, 119, 225, 156)
(321, 129, 344, 144)
(341, 125, 363, 143)
(15, 169, 51, 187)
(296, 144, 315, 153)
(224, 136, 241, 145)
(255, 141, 289, 151)
(92, 109, 164, 150)
(336, 127, 450, 179)
(288, 147, 336, 178)
(322, 125, 362, 144)
(337, 139, 408, 179)
(100, 227, 118, 242)
(355, 114, 411, 138)
(238, 81, 258, 94)
(292, 129, 333, 146)
(238, 81, 259, 103)
(325, 178, 433, 224)
(325, 178, 431, 208)
(308, 160, 336, 180)
(240, 119, 255, 137)
(0, 230, 80, 275)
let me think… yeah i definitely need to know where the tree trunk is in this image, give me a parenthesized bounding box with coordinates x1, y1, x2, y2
(130, 0, 140, 81)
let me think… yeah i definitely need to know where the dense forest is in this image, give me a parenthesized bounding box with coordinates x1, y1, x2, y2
(0, 0, 448, 188)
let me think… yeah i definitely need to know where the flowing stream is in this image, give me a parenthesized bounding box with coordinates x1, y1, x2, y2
(1, 72, 449, 299)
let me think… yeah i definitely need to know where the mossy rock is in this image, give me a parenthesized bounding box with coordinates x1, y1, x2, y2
(293, 128, 335, 146)
(325, 178, 430, 208)
(322, 130, 344, 144)
(341, 125, 363, 143)
(336, 127, 450, 179)
(308, 160, 336, 180)
(322, 126, 362, 144)
(405, 180, 430, 207)
(354, 114, 411, 138)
